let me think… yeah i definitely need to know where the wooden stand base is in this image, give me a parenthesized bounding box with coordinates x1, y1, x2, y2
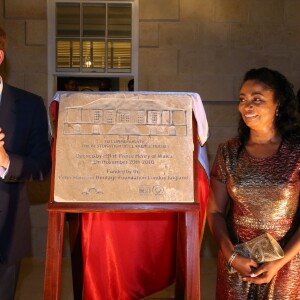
(44, 203, 200, 300)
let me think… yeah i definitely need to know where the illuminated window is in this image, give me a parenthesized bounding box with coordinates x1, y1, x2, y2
(55, 2, 133, 73)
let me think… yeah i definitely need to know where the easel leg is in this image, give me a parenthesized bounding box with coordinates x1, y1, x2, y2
(186, 211, 200, 299)
(175, 211, 200, 300)
(175, 212, 186, 300)
(44, 211, 65, 300)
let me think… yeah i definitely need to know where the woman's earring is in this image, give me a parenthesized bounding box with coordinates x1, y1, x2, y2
(276, 106, 279, 117)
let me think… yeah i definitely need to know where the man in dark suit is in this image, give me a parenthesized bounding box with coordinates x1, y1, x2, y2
(0, 26, 51, 299)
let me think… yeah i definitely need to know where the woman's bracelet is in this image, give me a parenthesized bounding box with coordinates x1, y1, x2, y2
(228, 251, 238, 267)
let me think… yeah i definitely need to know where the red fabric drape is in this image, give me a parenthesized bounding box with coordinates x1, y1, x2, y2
(196, 162, 210, 240)
(81, 162, 209, 300)
(49, 100, 59, 156)
(82, 213, 177, 300)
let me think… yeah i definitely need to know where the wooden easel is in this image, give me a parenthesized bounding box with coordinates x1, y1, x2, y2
(44, 100, 202, 300)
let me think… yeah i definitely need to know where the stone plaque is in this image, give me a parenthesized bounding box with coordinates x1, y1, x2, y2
(54, 92, 194, 202)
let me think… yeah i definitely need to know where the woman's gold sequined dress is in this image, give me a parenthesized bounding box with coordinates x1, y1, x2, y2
(211, 137, 300, 300)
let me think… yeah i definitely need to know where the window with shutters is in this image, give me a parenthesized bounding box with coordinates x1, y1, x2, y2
(55, 1, 133, 73)
(47, 0, 138, 98)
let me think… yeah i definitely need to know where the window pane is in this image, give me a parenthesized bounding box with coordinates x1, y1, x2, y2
(107, 40, 131, 72)
(82, 40, 106, 72)
(55, 2, 134, 76)
(108, 4, 131, 37)
(56, 3, 80, 37)
(56, 39, 80, 70)
(83, 4, 106, 37)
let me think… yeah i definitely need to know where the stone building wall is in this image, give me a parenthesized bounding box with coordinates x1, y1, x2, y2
(0, 0, 300, 258)
(139, 0, 300, 161)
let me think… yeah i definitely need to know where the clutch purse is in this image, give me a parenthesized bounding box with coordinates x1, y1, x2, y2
(228, 233, 284, 273)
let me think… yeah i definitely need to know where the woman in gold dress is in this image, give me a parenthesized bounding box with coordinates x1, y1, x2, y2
(207, 68, 300, 299)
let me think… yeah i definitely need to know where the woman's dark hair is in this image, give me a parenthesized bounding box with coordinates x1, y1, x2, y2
(238, 67, 300, 146)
